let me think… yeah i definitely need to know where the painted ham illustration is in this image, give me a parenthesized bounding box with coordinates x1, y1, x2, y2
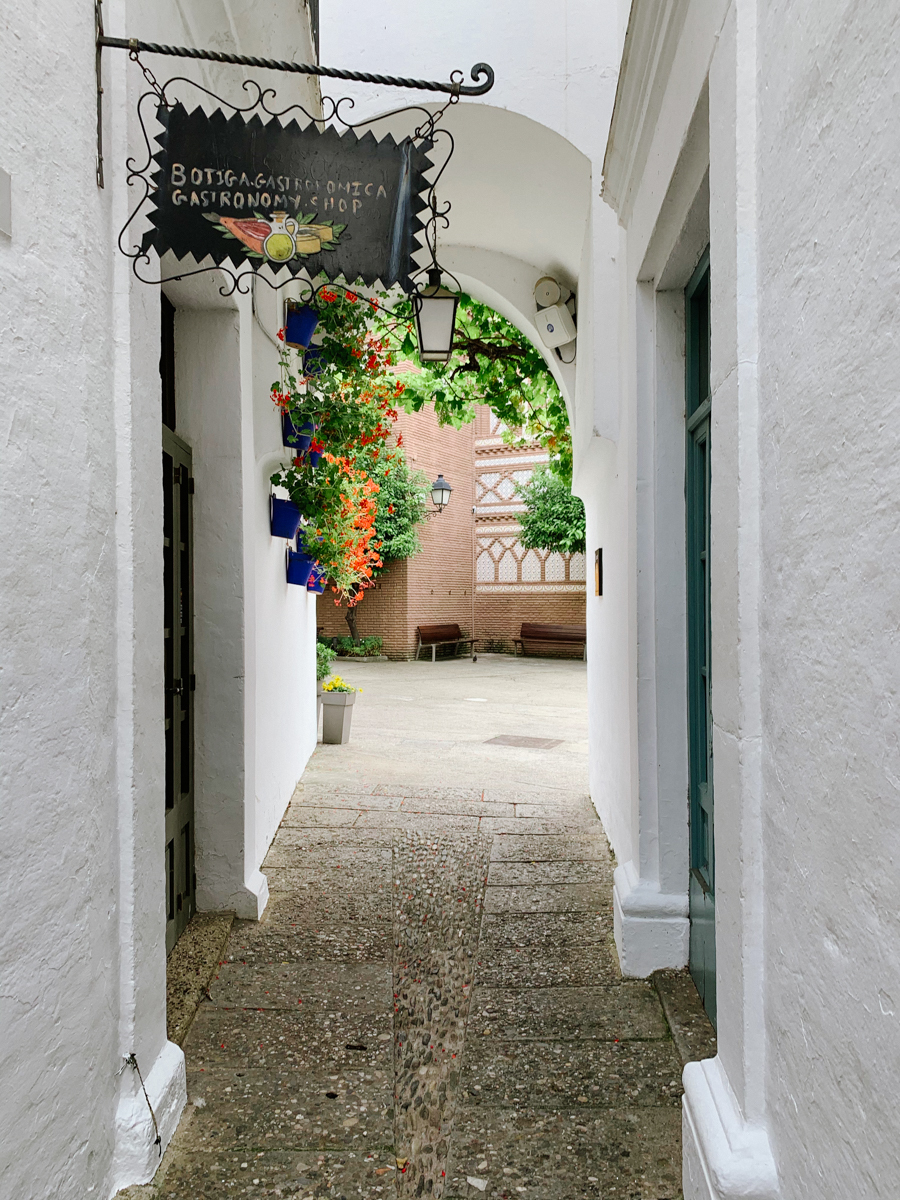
(217, 216, 272, 255)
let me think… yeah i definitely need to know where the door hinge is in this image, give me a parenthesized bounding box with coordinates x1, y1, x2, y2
(189, 673, 196, 692)
(188, 475, 195, 494)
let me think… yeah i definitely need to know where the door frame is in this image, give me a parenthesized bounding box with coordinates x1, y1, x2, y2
(162, 426, 196, 954)
(685, 248, 716, 1024)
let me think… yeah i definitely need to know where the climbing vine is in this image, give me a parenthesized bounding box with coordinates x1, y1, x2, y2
(385, 293, 574, 481)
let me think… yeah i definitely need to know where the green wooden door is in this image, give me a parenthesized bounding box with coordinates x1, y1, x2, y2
(685, 251, 715, 1024)
(162, 427, 196, 954)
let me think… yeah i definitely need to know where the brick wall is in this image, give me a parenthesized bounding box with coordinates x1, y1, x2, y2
(476, 590, 587, 654)
(317, 405, 474, 658)
(317, 402, 586, 658)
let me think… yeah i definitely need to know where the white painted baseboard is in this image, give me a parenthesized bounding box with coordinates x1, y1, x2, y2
(682, 1057, 781, 1200)
(612, 860, 689, 976)
(243, 867, 270, 920)
(109, 1039, 186, 1195)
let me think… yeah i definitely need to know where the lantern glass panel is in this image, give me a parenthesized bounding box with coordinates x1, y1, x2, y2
(414, 288, 459, 363)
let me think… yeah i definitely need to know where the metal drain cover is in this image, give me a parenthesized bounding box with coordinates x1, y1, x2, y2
(486, 735, 563, 749)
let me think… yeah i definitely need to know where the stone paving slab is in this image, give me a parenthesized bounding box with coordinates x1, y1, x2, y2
(443, 1106, 683, 1199)
(483, 884, 606, 913)
(290, 793, 407, 812)
(295, 780, 378, 796)
(151, 1147, 398, 1199)
(473, 943, 621, 989)
(479, 911, 611, 949)
(208, 962, 391, 1010)
(181, 1068, 392, 1152)
(460, 1039, 683, 1108)
(228, 919, 392, 964)
(489, 833, 613, 861)
(487, 860, 614, 886)
(354, 811, 483, 833)
(252, 889, 391, 927)
(469, 986, 670, 1041)
(166, 912, 235, 1047)
(479, 817, 602, 837)
(513, 801, 596, 820)
(651, 969, 717, 1066)
(263, 865, 392, 895)
(184, 1005, 392, 1070)
(264, 827, 394, 856)
(398, 797, 516, 818)
(482, 787, 592, 805)
(373, 784, 486, 801)
(280, 807, 364, 828)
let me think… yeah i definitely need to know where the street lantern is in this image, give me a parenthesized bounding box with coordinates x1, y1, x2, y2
(413, 268, 459, 363)
(430, 474, 453, 513)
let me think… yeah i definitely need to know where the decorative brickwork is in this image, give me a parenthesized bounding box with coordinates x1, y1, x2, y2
(318, 404, 585, 658)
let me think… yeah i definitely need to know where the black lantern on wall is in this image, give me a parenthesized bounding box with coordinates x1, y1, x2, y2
(430, 474, 453, 512)
(412, 268, 460, 363)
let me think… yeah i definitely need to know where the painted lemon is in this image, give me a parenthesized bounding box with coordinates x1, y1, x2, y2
(263, 232, 295, 261)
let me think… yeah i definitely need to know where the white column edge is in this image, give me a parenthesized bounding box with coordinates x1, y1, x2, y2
(109, 1039, 186, 1196)
(682, 1057, 781, 1200)
(613, 860, 689, 977)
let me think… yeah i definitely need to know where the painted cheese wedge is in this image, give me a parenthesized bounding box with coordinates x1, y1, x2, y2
(293, 229, 323, 254)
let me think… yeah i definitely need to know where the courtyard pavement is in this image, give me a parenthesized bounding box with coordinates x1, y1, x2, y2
(137, 654, 686, 1199)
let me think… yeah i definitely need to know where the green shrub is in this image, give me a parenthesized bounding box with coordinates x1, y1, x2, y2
(316, 641, 337, 681)
(516, 466, 586, 554)
(336, 635, 383, 657)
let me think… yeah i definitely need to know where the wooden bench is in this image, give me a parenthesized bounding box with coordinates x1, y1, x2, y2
(513, 622, 587, 659)
(415, 623, 478, 662)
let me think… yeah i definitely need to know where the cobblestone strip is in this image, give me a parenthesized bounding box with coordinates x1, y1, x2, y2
(392, 830, 492, 1199)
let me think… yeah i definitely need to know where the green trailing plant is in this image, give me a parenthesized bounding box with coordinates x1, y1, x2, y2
(316, 641, 337, 682)
(516, 465, 586, 554)
(365, 449, 430, 563)
(270, 287, 404, 605)
(328, 444, 430, 643)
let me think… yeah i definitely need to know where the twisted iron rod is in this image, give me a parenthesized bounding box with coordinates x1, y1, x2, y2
(98, 37, 494, 96)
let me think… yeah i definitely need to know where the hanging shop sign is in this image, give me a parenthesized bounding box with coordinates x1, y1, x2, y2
(146, 103, 432, 288)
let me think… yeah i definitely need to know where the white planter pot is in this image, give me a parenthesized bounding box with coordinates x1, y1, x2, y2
(321, 690, 356, 744)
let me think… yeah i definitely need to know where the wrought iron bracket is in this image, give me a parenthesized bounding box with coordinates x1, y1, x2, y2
(95, 0, 494, 188)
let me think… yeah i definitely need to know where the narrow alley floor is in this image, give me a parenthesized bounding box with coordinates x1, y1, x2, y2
(136, 655, 696, 1200)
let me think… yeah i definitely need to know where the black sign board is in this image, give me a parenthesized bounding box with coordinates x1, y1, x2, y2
(147, 103, 431, 287)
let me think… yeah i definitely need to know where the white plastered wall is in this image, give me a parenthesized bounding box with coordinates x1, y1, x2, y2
(753, 0, 900, 1196)
(0, 0, 318, 1195)
(166, 278, 317, 921)
(602, 0, 781, 1196)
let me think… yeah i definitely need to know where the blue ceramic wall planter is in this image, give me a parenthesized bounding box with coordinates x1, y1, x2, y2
(270, 495, 302, 539)
(286, 548, 315, 586)
(284, 303, 319, 349)
(307, 565, 326, 594)
(282, 413, 316, 450)
(303, 346, 327, 377)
